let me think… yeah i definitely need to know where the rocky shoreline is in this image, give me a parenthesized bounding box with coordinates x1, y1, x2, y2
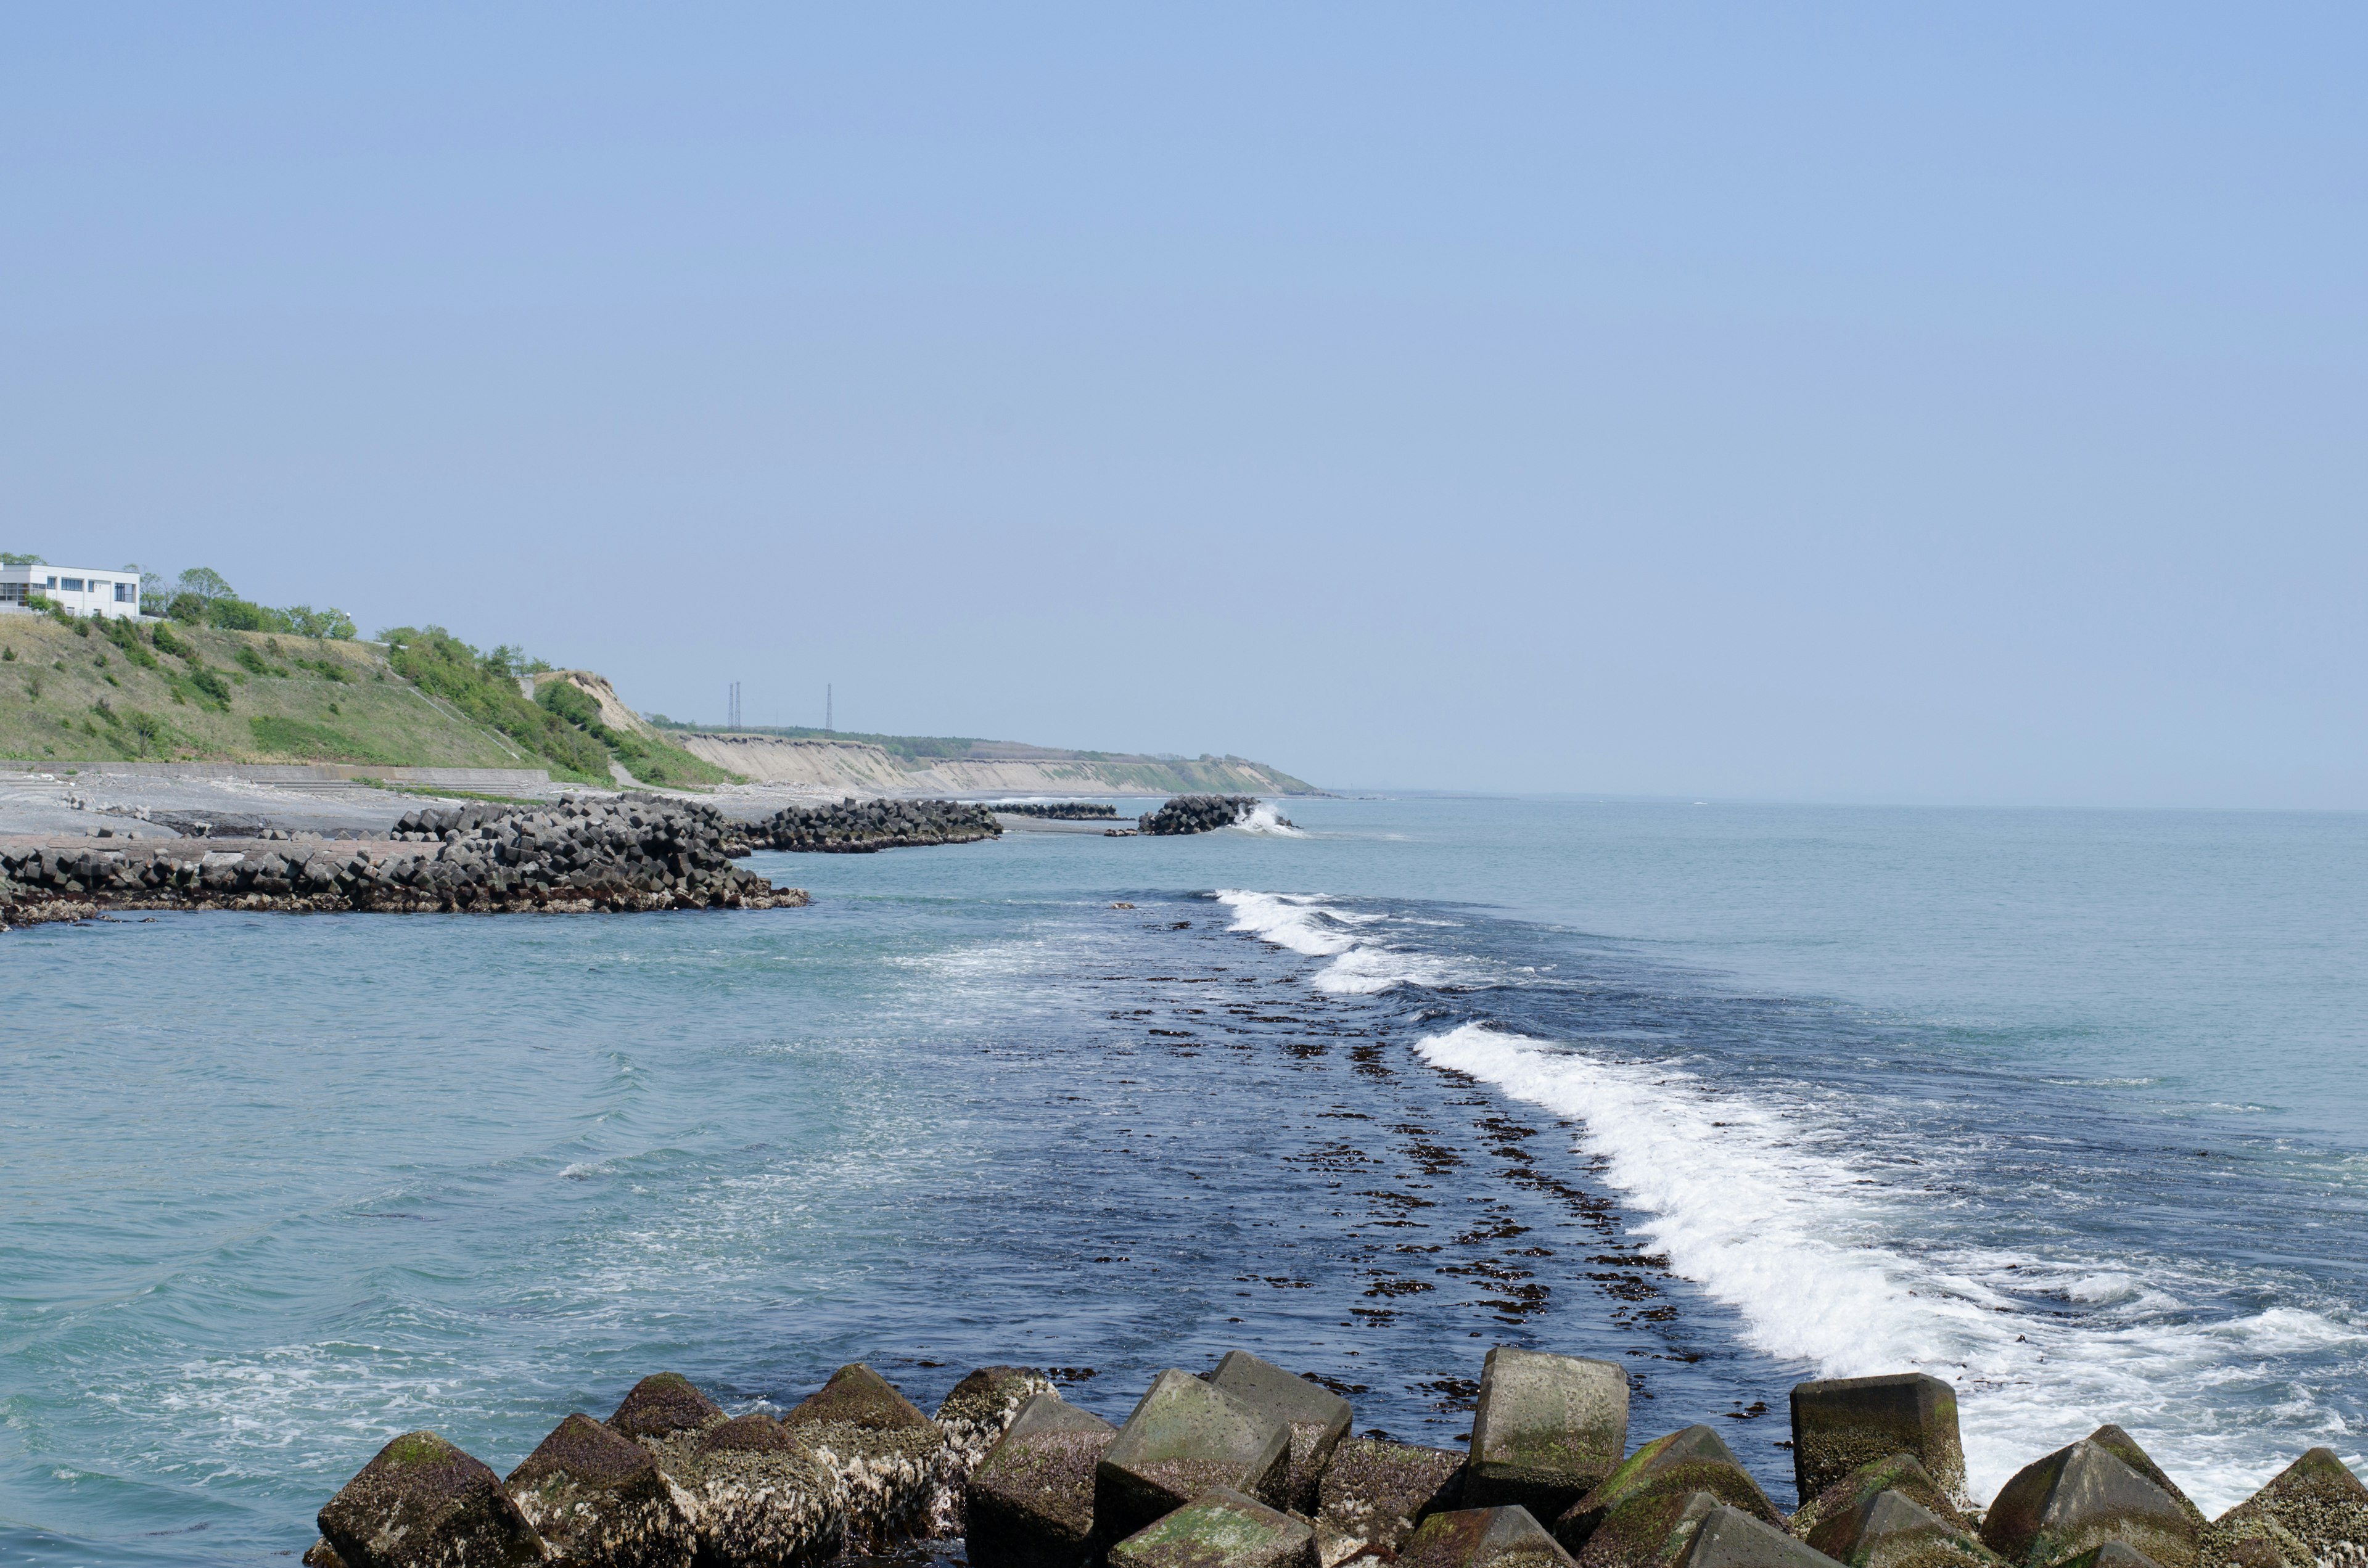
(0, 794, 804, 926)
(301, 1350, 2368, 1568)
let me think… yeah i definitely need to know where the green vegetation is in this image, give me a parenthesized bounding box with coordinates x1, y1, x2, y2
(154, 565, 358, 639)
(534, 677, 734, 787)
(376, 626, 617, 783)
(0, 617, 538, 770)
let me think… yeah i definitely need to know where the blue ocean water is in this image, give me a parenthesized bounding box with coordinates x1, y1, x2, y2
(3, 797, 2363, 1565)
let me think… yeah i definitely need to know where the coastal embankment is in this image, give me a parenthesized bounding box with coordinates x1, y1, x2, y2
(672, 729, 1317, 798)
(300, 1348, 2368, 1568)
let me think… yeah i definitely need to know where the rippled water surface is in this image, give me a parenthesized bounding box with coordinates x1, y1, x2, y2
(4, 798, 2363, 1564)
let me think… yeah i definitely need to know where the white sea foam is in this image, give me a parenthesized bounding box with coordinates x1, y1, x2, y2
(1229, 802, 1307, 837)
(1215, 890, 1456, 994)
(1413, 1022, 2368, 1511)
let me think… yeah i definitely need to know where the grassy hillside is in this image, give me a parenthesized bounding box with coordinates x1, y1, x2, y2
(0, 615, 734, 787)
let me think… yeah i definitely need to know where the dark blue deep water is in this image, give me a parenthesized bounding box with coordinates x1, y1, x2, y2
(4, 798, 2363, 1564)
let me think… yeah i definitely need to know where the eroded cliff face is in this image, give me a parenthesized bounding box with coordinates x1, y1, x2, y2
(672, 733, 1312, 797)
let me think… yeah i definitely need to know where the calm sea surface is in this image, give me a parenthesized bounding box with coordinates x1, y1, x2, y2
(4, 797, 2363, 1565)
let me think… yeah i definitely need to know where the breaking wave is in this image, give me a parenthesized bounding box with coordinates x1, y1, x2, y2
(1412, 1022, 2367, 1512)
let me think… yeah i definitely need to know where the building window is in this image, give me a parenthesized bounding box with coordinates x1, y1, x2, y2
(116, 582, 136, 602)
(59, 577, 84, 592)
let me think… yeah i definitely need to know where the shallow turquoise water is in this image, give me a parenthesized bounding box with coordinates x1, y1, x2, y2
(2, 798, 2362, 1563)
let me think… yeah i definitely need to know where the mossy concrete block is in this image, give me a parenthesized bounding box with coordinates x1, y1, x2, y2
(1399, 1506, 1581, 1568)
(968, 1395, 1120, 1568)
(1804, 1489, 1998, 1568)
(1465, 1348, 1632, 1524)
(1109, 1486, 1320, 1568)
(316, 1430, 548, 1568)
(1790, 1377, 1965, 1511)
(1210, 1351, 1356, 1516)
(1791, 1455, 1971, 1545)
(1098, 1369, 1294, 1543)
(505, 1412, 696, 1568)
(932, 1366, 1060, 1536)
(656, 1413, 844, 1568)
(2206, 1511, 2316, 1568)
(1315, 1437, 1468, 1567)
(1979, 1440, 2197, 1568)
(783, 1365, 948, 1550)
(1683, 1504, 1846, 1568)
(2082, 1430, 2205, 1534)
(2216, 1450, 2368, 1561)
(1557, 1425, 1782, 1561)
(607, 1374, 726, 1445)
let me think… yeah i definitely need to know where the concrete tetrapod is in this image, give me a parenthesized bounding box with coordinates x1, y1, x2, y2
(671, 1413, 845, 1568)
(1399, 1506, 1581, 1568)
(1789, 1377, 1967, 1511)
(783, 1362, 948, 1550)
(967, 1394, 1120, 1568)
(1682, 1505, 1847, 1568)
(505, 1413, 697, 1568)
(2216, 1450, 2368, 1565)
(933, 1366, 1061, 1533)
(1553, 1425, 1783, 1563)
(1096, 1369, 1294, 1545)
(607, 1374, 726, 1447)
(1315, 1437, 1468, 1567)
(1790, 1456, 1973, 1545)
(315, 1430, 547, 1568)
(1209, 1350, 1356, 1515)
(1978, 1440, 2197, 1568)
(1108, 1486, 1320, 1568)
(1465, 1348, 1632, 1524)
(1803, 1490, 1998, 1568)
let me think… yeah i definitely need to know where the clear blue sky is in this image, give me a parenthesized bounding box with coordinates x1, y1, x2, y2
(3, 6, 2361, 805)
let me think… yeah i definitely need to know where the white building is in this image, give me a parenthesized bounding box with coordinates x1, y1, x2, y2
(0, 563, 143, 619)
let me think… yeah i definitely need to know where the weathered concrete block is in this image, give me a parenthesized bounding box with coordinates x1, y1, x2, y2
(1465, 1348, 1632, 1524)
(2216, 1450, 2368, 1562)
(607, 1373, 726, 1445)
(505, 1412, 696, 1568)
(1556, 1425, 1782, 1561)
(316, 1430, 547, 1568)
(1400, 1506, 1581, 1568)
(1315, 1437, 1467, 1567)
(1211, 1351, 1357, 1516)
(1979, 1440, 2197, 1568)
(1790, 1455, 1971, 1544)
(784, 1362, 948, 1550)
(932, 1366, 1060, 1535)
(1109, 1485, 1321, 1568)
(1803, 1489, 1997, 1568)
(1790, 1376, 1966, 1511)
(2082, 1430, 2205, 1533)
(968, 1394, 1120, 1568)
(1683, 1504, 1844, 1568)
(1098, 1369, 1294, 1543)
(667, 1412, 844, 1568)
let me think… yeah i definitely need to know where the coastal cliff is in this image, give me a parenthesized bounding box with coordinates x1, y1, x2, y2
(670, 729, 1316, 798)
